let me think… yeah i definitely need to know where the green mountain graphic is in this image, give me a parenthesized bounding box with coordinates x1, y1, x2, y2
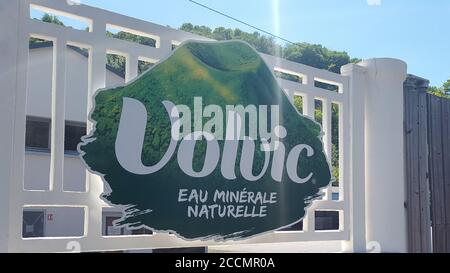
(79, 40, 331, 240)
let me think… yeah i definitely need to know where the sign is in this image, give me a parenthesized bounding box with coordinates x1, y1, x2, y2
(79, 40, 332, 240)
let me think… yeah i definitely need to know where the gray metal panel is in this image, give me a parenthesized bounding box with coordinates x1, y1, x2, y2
(427, 93, 450, 253)
(404, 75, 432, 253)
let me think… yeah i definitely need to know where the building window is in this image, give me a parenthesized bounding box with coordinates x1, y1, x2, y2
(131, 227, 153, 235)
(22, 210, 45, 238)
(25, 117, 50, 151)
(65, 122, 86, 153)
(332, 192, 339, 201)
(315, 211, 339, 231)
(104, 216, 126, 236)
(25, 116, 86, 154)
(103, 213, 153, 236)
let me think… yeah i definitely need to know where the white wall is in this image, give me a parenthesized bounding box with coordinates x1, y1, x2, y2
(24, 46, 125, 193)
(26, 46, 125, 122)
(43, 207, 85, 237)
(63, 156, 87, 192)
(24, 153, 50, 191)
(26, 47, 52, 119)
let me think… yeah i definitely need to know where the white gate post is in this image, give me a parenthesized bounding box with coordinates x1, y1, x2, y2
(360, 58, 408, 252)
(341, 63, 368, 252)
(0, 0, 21, 252)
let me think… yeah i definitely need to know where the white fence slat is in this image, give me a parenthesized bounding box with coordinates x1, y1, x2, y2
(50, 38, 67, 192)
(323, 99, 333, 200)
(126, 54, 139, 83)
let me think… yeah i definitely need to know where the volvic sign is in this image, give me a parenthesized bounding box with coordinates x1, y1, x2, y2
(79, 40, 332, 240)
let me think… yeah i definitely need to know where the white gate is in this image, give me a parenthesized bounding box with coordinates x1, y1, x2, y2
(0, 0, 408, 252)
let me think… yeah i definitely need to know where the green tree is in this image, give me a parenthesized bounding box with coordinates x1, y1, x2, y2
(41, 14, 65, 26)
(30, 14, 65, 45)
(180, 23, 359, 73)
(293, 96, 303, 114)
(105, 30, 157, 76)
(180, 23, 282, 56)
(107, 30, 156, 47)
(443, 79, 450, 95)
(283, 43, 357, 74)
(428, 78, 450, 98)
(180, 23, 213, 38)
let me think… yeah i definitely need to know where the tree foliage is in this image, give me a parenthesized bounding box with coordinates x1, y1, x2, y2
(30, 14, 65, 45)
(180, 23, 284, 56)
(428, 79, 450, 98)
(41, 14, 65, 26)
(106, 30, 156, 47)
(180, 23, 360, 73)
(284, 43, 359, 74)
(30, 14, 155, 77)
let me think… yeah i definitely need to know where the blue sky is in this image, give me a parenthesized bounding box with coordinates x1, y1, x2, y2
(64, 0, 449, 86)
